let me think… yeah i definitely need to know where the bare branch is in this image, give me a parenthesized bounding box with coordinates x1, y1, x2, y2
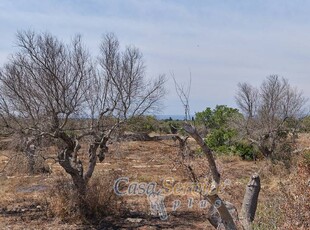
(172, 73, 191, 120)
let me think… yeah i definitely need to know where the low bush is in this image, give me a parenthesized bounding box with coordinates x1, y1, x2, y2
(48, 171, 125, 223)
(234, 141, 258, 160)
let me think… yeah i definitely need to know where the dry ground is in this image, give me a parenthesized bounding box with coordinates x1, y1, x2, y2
(0, 135, 309, 229)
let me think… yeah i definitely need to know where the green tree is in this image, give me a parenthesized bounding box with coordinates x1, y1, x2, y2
(195, 105, 240, 152)
(196, 105, 239, 129)
(195, 105, 256, 159)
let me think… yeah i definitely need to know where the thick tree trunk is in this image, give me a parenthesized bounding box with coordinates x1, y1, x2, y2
(207, 174, 261, 230)
(71, 174, 92, 218)
(240, 173, 261, 230)
(56, 130, 111, 218)
(58, 146, 91, 217)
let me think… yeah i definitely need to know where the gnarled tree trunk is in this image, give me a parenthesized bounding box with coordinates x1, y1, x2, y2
(183, 123, 261, 230)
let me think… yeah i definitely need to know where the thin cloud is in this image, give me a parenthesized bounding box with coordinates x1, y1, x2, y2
(0, 0, 310, 115)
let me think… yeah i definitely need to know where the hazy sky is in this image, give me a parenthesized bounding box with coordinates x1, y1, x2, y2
(1, 0, 310, 116)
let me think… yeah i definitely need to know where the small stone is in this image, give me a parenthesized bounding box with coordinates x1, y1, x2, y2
(125, 218, 143, 223)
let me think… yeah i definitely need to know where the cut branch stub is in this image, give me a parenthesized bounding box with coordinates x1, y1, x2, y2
(241, 173, 261, 230)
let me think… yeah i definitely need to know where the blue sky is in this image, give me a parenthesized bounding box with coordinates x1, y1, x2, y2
(1, 0, 310, 115)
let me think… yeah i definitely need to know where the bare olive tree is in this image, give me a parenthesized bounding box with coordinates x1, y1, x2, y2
(0, 31, 166, 212)
(0, 31, 91, 177)
(235, 75, 307, 159)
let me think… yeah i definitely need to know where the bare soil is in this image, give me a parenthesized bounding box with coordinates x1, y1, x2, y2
(0, 136, 309, 229)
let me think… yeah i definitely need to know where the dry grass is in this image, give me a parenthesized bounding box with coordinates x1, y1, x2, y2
(3, 151, 50, 175)
(47, 170, 125, 224)
(296, 133, 310, 148)
(0, 135, 309, 229)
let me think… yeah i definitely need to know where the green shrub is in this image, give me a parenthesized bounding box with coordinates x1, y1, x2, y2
(195, 105, 240, 130)
(205, 128, 237, 150)
(235, 141, 256, 160)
